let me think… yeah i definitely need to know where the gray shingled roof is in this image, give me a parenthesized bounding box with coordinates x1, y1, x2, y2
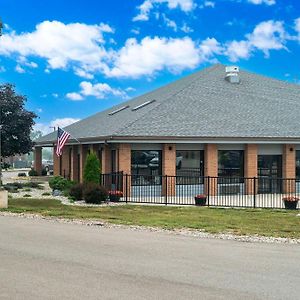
(36, 64, 300, 145)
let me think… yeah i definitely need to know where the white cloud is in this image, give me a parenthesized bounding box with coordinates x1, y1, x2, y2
(294, 18, 300, 41)
(226, 20, 287, 61)
(67, 81, 127, 100)
(200, 1, 215, 8)
(15, 65, 25, 73)
(181, 23, 193, 33)
(34, 118, 80, 135)
(161, 14, 178, 31)
(0, 20, 114, 75)
(107, 36, 201, 78)
(133, 0, 195, 22)
(66, 92, 84, 101)
(226, 40, 251, 61)
(0, 66, 6, 73)
(199, 38, 223, 61)
(247, 0, 275, 5)
(52, 93, 59, 98)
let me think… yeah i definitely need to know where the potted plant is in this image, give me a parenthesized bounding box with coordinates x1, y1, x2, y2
(194, 194, 207, 206)
(108, 190, 123, 202)
(282, 196, 299, 210)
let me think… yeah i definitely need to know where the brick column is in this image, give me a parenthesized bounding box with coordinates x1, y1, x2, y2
(283, 144, 296, 194)
(61, 146, 70, 179)
(33, 147, 42, 175)
(102, 145, 111, 174)
(53, 147, 60, 176)
(162, 144, 176, 197)
(118, 144, 131, 197)
(70, 145, 79, 182)
(204, 144, 218, 196)
(79, 144, 88, 183)
(244, 144, 258, 195)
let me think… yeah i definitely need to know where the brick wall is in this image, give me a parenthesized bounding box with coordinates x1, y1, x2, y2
(118, 144, 131, 197)
(79, 144, 88, 183)
(53, 147, 60, 176)
(70, 145, 79, 182)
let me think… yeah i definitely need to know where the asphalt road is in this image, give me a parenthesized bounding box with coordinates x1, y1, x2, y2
(0, 216, 299, 300)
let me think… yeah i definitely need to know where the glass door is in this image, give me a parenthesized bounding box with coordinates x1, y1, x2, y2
(258, 155, 282, 193)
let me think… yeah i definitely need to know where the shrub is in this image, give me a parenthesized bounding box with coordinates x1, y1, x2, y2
(23, 188, 31, 192)
(41, 168, 47, 176)
(18, 172, 27, 177)
(23, 194, 31, 197)
(49, 176, 74, 191)
(83, 152, 100, 184)
(42, 192, 51, 196)
(28, 169, 38, 176)
(69, 183, 84, 201)
(83, 183, 108, 204)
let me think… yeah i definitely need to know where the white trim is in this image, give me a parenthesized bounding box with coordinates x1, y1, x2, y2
(217, 144, 245, 150)
(258, 145, 283, 155)
(109, 139, 300, 144)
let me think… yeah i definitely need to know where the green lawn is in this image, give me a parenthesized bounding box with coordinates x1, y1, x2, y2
(2, 198, 300, 238)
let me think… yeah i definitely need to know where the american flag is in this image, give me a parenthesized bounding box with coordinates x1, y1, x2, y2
(55, 127, 71, 156)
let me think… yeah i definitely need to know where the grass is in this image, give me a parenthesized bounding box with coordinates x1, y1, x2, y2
(2, 198, 300, 238)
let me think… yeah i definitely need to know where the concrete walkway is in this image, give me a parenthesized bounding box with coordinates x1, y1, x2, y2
(0, 216, 299, 299)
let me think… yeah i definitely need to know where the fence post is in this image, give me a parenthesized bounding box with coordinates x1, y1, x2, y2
(165, 175, 168, 205)
(253, 177, 256, 208)
(207, 176, 210, 207)
(125, 174, 128, 203)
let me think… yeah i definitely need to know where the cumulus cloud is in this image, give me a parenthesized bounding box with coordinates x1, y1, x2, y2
(133, 0, 195, 22)
(15, 65, 26, 73)
(107, 36, 201, 78)
(0, 20, 113, 74)
(226, 20, 287, 61)
(67, 81, 127, 100)
(247, 0, 275, 5)
(34, 118, 80, 135)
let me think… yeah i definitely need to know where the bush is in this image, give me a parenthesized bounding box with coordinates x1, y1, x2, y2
(83, 183, 108, 204)
(41, 168, 47, 176)
(18, 172, 27, 177)
(23, 194, 31, 197)
(49, 176, 74, 191)
(23, 182, 40, 188)
(28, 169, 38, 176)
(42, 192, 51, 196)
(83, 152, 100, 184)
(69, 183, 84, 201)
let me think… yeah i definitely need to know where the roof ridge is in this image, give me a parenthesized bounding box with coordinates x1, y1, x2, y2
(113, 64, 220, 136)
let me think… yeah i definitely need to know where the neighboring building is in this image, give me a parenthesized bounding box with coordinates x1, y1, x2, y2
(34, 64, 300, 196)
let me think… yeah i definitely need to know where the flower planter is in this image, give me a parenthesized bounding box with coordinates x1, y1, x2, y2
(283, 200, 298, 210)
(195, 196, 206, 206)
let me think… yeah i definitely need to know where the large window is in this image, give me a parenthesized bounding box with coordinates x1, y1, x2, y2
(131, 150, 162, 185)
(176, 150, 204, 184)
(296, 151, 300, 180)
(218, 150, 244, 178)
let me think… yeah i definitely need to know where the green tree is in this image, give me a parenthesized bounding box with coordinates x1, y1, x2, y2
(0, 84, 37, 157)
(83, 152, 100, 184)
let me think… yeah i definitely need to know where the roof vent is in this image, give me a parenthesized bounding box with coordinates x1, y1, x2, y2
(132, 100, 156, 111)
(108, 105, 129, 116)
(225, 66, 240, 84)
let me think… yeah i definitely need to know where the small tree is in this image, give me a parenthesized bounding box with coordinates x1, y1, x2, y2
(83, 152, 100, 184)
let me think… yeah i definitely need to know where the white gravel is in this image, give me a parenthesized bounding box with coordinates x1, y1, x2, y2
(0, 210, 299, 245)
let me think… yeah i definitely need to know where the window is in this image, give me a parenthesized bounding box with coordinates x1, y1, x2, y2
(218, 150, 244, 178)
(131, 150, 162, 185)
(296, 151, 300, 180)
(176, 151, 204, 184)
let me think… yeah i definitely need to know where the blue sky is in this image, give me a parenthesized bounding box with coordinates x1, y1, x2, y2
(0, 0, 300, 134)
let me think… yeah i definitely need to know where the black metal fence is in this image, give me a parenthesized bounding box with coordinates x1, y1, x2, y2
(100, 173, 300, 209)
